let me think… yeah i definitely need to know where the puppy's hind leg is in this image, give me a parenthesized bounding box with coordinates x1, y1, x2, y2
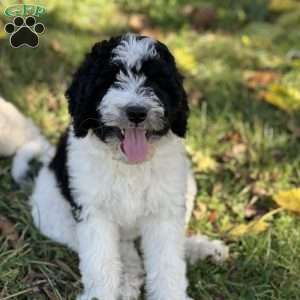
(185, 235, 229, 264)
(31, 167, 78, 252)
(185, 162, 229, 264)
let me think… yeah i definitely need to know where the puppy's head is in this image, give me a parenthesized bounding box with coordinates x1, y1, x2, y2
(66, 33, 188, 164)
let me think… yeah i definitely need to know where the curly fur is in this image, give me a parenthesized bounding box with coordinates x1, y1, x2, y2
(0, 96, 54, 182)
(30, 33, 228, 300)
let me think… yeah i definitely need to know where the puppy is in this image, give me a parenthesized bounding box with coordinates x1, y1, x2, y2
(31, 33, 228, 300)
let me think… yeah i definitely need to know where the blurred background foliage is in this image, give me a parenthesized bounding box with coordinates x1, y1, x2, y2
(0, 0, 300, 299)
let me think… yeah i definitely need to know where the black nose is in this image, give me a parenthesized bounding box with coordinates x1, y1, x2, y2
(126, 106, 147, 124)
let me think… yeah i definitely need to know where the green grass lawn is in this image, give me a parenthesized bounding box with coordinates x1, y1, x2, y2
(1, 0, 300, 299)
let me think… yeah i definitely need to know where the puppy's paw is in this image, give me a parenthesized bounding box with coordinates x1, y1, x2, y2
(118, 271, 143, 300)
(186, 235, 229, 264)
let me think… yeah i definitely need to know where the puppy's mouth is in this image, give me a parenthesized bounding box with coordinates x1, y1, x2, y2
(119, 127, 149, 164)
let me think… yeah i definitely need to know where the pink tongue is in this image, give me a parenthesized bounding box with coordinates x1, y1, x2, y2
(122, 128, 149, 163)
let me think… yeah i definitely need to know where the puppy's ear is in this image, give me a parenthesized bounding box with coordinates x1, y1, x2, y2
(65, 38, 119, 137)
(170, 74, 189, 138)
(154, 42, 189, 138)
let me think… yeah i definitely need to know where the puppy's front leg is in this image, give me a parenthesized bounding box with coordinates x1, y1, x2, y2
(77, 213, 121, 300)
(141, 216, 188, 300)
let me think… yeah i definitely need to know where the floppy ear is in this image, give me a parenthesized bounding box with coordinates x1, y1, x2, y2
(154, 42, 189, 138)
(170, 76, 189, 138)
(65, 38, 120, 137)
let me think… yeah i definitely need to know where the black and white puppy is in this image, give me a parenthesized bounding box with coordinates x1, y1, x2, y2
(31, 33, 228, 300)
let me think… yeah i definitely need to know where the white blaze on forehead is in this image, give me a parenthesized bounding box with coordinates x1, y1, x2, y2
(112, 33, 157, 70)
(115, 70, 147, 94)
(99, 70, 162, 125)
(100, 70, 156, 109)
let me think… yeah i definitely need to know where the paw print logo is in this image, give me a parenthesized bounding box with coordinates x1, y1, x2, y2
(4, 16, 45, 48)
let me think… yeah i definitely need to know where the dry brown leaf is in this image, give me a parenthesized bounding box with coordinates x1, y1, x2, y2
(0, 215, 19, 242)
(50, 39, 64, 53)
(245, 204, 258, 219)
(128, 14, 150, 32)
(220, 131, 243, 143)
(192, 202, 207, 220)
(208, 210, 218, 224)
(231, 143, 247, 156)
(245, 70, 281, 90)
(189, 89, 203, 106)
(251, 184, 269, 197)
(183, 5, 217, 30)
(225, 143, 247, 159)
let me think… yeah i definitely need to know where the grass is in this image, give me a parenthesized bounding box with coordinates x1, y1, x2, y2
(1, 0, 300, 299)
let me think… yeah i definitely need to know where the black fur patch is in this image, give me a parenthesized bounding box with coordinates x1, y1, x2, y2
(141, 41, 189, 137)
(65, 37, 121, 139)
(49, 129, 82, 221)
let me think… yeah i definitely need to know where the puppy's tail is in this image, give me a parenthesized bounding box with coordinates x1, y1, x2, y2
(0, 96, 54, 183)
(11, 137, 54, 183)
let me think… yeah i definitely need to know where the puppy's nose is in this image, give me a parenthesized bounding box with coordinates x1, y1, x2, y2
(126, 106, 147, 124)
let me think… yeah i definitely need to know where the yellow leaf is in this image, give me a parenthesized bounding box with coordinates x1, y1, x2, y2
(192, 151, 217, 172)
(263, 84, 300, 113)
(173, 47, 198, 73)
(241, 35, 251, 46)
(228, 208, 282, 238)
(228, 219, 269, 238)
(273, 188, 300, 213)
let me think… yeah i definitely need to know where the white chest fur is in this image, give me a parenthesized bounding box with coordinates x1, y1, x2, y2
(67, 130, 188, 228)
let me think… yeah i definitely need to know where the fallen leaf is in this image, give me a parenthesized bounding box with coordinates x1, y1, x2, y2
(273, 188, 300, 213)
(50, 39, 64, 54)
(192, 202, 207, 220)
(224, 143, 247, 159)
(220, 131, 243, 143)
(245, 203, 258, 219)
(251, 184, 269, 197)
(231, 143, 247, 156)
(192, 151, 218, 172)
(245, 70, 281, 90)
(212, 183, 223, 195)
(189, 89, 203, 106)
(0, 215, 19, 243)
(261, 83, 300, 113)
(228, 218, 269, 238)
(173, 47, 198, 74)
(228, 208, 282, 238)
(128, 14, 150, 32)
(208, 210, 218, 224)
(231, 221, 268, 237)
(183, 5, 217, 30)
